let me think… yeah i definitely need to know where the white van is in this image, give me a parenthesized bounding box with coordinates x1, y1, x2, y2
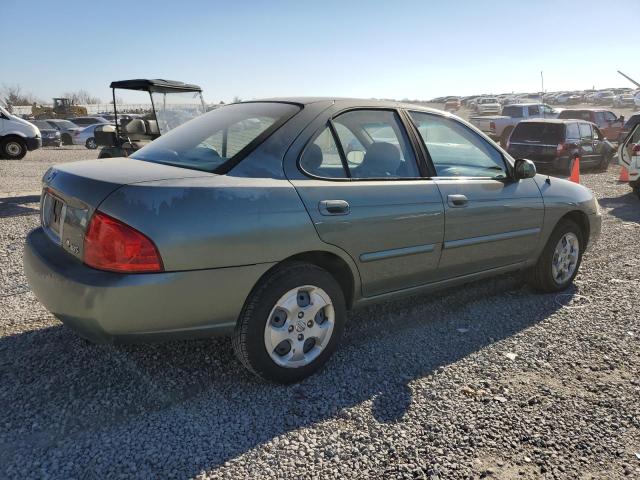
(0, 105, 41, 159)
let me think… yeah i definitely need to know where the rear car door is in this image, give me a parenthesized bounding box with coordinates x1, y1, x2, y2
(408, 111, 544, 278)
(289, 108, 445, 297)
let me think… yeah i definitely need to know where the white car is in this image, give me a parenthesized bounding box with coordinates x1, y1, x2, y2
(619, 123, 640, 196)
(474, 97, 501, 115)
(0, 104, 41, 159)
(635, 91, 640, 108)
(71, 123, 113, 149)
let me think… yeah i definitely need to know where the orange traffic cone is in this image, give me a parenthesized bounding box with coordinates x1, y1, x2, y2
(569, 157, 580, 184)
(618, 166, 630, 182)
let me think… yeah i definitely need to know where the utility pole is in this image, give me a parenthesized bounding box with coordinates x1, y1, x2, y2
(540, 71, 544, 101)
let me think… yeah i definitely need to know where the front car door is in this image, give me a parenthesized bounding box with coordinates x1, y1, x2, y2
(578, 122, 596, 163)
(407, 111, 544, 278)
(286, 107, 445, 297)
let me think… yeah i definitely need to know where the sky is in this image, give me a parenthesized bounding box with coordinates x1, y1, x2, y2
(1, 0, 637, 104)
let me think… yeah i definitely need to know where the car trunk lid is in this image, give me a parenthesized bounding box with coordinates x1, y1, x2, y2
(40, 157, 213, 260)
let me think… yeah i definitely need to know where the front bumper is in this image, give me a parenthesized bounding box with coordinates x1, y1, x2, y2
(26, 136, 42, 151)
(24, 227, 274, 343)
(42, 138, 62, 147)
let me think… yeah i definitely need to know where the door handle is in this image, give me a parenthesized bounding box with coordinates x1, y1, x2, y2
(447, 194, 469, 207)
(319, 200, 350, 216)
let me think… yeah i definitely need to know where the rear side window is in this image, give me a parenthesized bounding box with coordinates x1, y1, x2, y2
(579, 123, 593, 139)
(299, 127, 347, 179)
(131, 102, 300, 172)
(565, 123, 580, 139)
(510, 123, 565, 144)
(528, 105, 540, 116)
(559, 111, 591, 121)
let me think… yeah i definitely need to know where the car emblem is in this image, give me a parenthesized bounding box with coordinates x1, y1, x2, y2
(296, 319, 306, 332)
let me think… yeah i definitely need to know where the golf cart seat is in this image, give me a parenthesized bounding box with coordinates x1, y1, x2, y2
(124, 119, 160, 139)
(94, 124, 118, 147)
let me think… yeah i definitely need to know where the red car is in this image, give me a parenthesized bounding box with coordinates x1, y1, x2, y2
(557, 109, 625, 141)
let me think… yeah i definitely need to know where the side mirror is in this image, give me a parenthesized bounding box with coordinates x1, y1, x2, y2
(619, 115, 625, 123)
(514, 158, 537, 180)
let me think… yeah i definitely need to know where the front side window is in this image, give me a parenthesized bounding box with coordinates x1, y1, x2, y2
(132, 102, 300, 172)
(409, 112, 507, 178)
(604, 111, 617, 123)
(332, 110, 420, 179)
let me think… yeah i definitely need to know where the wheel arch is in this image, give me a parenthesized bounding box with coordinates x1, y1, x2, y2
(558, 210, 590, 244)
(251, 250, 359, 310)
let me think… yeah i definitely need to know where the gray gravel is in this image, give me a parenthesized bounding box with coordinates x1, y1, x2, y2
(1, 155, 639, 479)
(0, 145, 99, 195)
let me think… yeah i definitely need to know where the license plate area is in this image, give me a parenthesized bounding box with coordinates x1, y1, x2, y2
(41, 191, 67, 244)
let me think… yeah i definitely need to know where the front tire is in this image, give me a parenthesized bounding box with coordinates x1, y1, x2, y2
(527, 219, 583, 293)
(232, 262, 346, 383)
(62, 134, 72, 145)
(1, 137, 27, 159)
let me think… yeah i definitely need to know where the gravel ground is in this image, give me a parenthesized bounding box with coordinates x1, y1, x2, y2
(1, 154, 639, 479)
(0, 146, 99, 196)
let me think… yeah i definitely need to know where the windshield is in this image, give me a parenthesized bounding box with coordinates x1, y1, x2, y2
(150, 90, 206, 134)
(131, 102, 301, 172)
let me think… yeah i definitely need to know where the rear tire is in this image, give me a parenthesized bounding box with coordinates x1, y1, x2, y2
(1, 137, 27, 159)
(527, 219, 583, 293)
(232, 262, 346, 383)
(62, 134, 72, 145)
(85, 137, 97, 149)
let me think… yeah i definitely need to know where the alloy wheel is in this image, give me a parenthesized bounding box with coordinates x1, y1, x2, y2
(551, 232, 579, 284)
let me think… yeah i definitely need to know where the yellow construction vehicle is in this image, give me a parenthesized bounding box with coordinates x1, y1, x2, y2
(32, 98, 88, 119)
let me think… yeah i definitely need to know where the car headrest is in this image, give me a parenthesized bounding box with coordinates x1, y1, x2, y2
(303, 143, 323, 171)
(124, 119, 147, 135)
(147, 120, 159, 135)
(359, 142, 401, 177)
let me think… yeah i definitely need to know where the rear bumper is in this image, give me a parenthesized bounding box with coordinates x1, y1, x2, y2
(24, 227, 274, 343)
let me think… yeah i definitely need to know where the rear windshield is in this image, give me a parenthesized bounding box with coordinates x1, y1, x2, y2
(131, 102, 300, 172)
(510, 123, 565, 143)
(502, 106, 523, 117)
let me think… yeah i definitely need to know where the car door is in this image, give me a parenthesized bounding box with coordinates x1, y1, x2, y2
(578, 122, 596, 163)
(407, 111, 544, 278)
(602, 111, 622, 140)
(289, 108, 445, 297)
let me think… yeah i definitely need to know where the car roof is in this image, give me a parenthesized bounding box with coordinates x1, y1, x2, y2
(518, 118, 585, 124)
(241, 97, 447, 114)
(559, 108, 609, 112)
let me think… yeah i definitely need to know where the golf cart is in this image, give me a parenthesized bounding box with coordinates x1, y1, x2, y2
(95, 79, 206, 158)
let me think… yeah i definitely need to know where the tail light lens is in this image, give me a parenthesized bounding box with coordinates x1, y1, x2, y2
(83, 211, 163, 273)
(556, 143, 566, 155)
(489, 121, 496, 131)
(632, 144, 640, 154)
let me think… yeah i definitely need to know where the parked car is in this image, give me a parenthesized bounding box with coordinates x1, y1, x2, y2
(553, 93, 581, 105)
(592, 91, 616, 106)
(72, 123, 112, 149)
(613, 93, 635, 108)
(24, 98, 602, 383)
(618, 123, 640, 196)
(31, 120, 62, 147)
(557, 109, 625, 142)
(69, 116, 111, 127)
(619, 112, 640, 140)
(474, 97, 501, 115)
(0, 104, 41, 159)
(470, 103, 559, 146)
(635, 91, 640, 108)
(507, 119, 615, 175)
(444, 98, 461, 112)
(44, 119, 82, 145)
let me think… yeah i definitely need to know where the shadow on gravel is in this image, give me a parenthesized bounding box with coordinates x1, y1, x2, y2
(0, 274, 566, 478)
(598, 192, 640, 223)
(0, 195, 40, 218)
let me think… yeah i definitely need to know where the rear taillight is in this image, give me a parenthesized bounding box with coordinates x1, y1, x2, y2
(556, 143, 566, 155)
(489, 121, 496, 131)
(83, 211, 163, 273)
(632, 144, 640, 154)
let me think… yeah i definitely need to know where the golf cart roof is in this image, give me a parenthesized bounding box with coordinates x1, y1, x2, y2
(109, 79, 203, 93)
